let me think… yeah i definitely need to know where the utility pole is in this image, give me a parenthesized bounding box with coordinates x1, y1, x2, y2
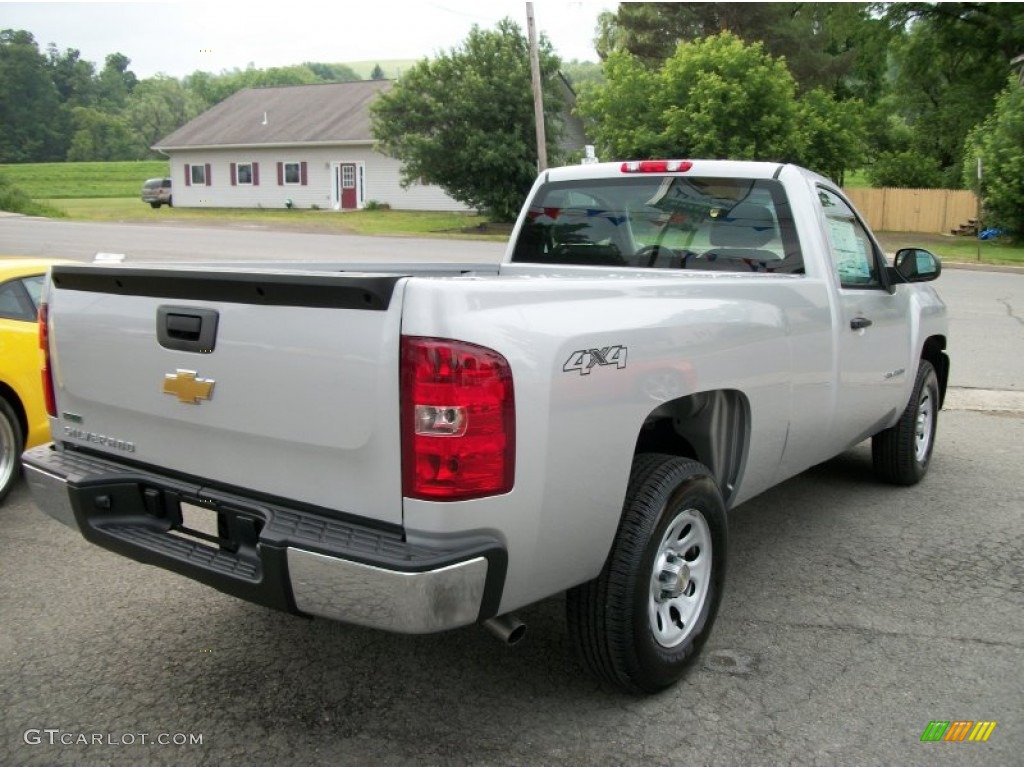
(526, 2, 548, 172)
(976, 156, 983, 262)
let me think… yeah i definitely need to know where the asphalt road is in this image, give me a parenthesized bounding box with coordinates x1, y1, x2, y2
(0, 215, 506, 264)
(1, 217, 1022, 765)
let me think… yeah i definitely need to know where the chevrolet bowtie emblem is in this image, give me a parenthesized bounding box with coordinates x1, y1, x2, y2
(163, 369, 215, 404)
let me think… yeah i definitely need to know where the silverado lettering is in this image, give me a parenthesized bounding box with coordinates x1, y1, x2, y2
(62, 427, 135, 453)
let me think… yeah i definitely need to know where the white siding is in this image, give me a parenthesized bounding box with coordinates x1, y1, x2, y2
(168, 145, 471, 212)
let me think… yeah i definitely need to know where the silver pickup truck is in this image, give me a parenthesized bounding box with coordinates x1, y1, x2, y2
(24, 160, 948, 693)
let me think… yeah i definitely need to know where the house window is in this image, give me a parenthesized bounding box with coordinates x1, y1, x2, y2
(342, 165, 355, 188)
(276, 161, 307, 186)
(190, 164, 207, 185)
(230, 162, 259, 186)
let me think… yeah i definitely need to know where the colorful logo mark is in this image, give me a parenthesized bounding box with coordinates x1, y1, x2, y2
(920, 721, 997, 742)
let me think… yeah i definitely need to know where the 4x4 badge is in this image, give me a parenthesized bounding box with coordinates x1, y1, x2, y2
(563, 345, 628, 376)
(163, 369, 215, 404)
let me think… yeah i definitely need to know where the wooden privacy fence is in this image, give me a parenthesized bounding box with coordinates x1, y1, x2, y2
(841, 187, 978, 234)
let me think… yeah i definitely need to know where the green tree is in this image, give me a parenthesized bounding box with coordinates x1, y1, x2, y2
(182, 69, 225, 111)
(574, 50, 663, 158)
(126, 75, 205, 155)
(255, 65, 322, 87)
(370, 63, 386, 80)
(66, 106, 136, 161)
(184, 64, 326, 109)
(0, 29, 64, 162)
(95, 52, 137, 111)
(560, 59, 604, 91)
(302, 61, 360, 82)
(796, 88, 867, 185)
(884, 2, 1024, 186)
(866, 150, 944, 188)
(46, 45, 95, 107)
(595, 2, 886, 97)
(371, 19, 563, 221)
(964, 79, 1024, 238)
(579, 33, 803, 162)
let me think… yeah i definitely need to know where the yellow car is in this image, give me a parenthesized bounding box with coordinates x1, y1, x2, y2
(0, 258, 69, 502)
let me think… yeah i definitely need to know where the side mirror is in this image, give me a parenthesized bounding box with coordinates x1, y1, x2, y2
(891, 248, 942, 283)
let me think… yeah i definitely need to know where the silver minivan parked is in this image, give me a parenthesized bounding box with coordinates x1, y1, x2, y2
(141, 178, 172, 208)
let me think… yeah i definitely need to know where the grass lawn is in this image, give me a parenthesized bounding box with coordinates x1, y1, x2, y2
(42, 197, 504, 239)
(875, 231, 1024, 267)
(1, 160, 170, 198)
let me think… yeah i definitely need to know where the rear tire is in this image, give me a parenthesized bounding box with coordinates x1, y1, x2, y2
(872, 360, 939, 485)
(567, 455, 727, 693)
(0, 398, 25, 504)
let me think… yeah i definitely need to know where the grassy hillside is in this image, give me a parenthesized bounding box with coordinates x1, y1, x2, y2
(342, 60, 419, 79)
(0, 160, 171, 199)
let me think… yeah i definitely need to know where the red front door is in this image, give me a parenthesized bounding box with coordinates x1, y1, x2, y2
(340, 163, 357, 209)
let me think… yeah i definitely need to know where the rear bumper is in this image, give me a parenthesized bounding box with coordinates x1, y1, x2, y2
(22, 444, 506, 634)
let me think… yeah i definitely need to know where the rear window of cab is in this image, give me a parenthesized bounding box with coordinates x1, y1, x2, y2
(512, 176, 804, 274)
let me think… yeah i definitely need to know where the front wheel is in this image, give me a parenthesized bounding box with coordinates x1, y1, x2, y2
(872, 359, 939, 485)
(0, 398, 25, 504)
(567, 455, 727, 693)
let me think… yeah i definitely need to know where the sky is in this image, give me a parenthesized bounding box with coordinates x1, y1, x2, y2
(1, 0, 611, 78)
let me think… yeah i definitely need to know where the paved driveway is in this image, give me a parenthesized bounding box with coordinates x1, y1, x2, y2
(1, 220, 1021, 765)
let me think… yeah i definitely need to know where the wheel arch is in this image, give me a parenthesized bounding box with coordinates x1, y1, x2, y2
(633, 389, 749, 507)
(920, 335, 949, 408)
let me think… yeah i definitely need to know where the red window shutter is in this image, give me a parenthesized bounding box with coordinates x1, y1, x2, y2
(253, 162, 260, 186)
(185, 164, 191, 187)
(205, 163, 211, 185)
(300, 161, 308, 186)
(277, 162, 283, 185)
(230, 163, 237, 186)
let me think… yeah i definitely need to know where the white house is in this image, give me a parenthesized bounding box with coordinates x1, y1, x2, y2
(153, 80, 469, 211)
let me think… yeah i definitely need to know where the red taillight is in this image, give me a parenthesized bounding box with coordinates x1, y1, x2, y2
(621, 160, 693, 173)
(401, 337, 515, 501)
(39, 301, 57, 417)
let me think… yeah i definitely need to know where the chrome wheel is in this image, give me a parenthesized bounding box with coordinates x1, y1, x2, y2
(0, 408, 17, 494)
(915, 389, 934, 463)
(648, 507, 712, 648)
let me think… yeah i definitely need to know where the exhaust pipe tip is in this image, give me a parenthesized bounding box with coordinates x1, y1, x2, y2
(483, 614, 527, 646)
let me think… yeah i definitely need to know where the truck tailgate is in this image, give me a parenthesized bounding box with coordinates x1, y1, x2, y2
(46, 265, 406, 526)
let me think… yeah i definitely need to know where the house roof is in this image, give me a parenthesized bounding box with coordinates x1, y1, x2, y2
(154, 80, 392, 150)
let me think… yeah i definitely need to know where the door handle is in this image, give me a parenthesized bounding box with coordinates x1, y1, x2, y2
(850, 317, 873, 330)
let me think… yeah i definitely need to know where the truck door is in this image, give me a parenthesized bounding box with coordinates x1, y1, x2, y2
(817, 186, 912, 451)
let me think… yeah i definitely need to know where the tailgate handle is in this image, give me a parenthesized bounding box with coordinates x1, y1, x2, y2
(167, 314, 202, 339)
(157, 306, 219, 353)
